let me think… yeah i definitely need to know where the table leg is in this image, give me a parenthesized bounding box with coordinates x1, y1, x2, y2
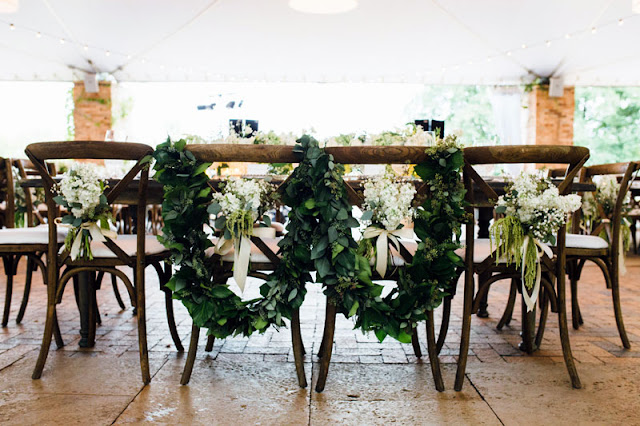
(476, 207, 492, 317)
(77, 271, 96, 348)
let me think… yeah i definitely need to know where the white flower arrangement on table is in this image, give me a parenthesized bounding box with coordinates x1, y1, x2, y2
(53, 162, 116, 260)
(360, 172, 417, 277)
(208, 177, 279, 291)
(490, 172, 581, 312)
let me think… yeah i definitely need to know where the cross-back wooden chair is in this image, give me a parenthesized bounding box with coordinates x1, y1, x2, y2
(1, 158, 67, 332)
(26, 141, 183, 384)
(563, 162, 640, 348)
(454, 145, 589, 391)
(179, 144, 306, 386)
(312, 146, 448, 392)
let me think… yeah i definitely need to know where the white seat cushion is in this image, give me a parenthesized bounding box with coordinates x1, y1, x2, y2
(206, 237, 283, 263)
(0, 225, 66, 244)
(564, 234, 609, 250)
(76, 234, 168, 258)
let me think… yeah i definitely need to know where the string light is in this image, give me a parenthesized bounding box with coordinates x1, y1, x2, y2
(59, 38, 65, 44)
(545, 40, 551, 47)
(521, 44, 527, 49)
(105, 50, 111, 57)
(83, 45, 88, 51)
(9, 23, 15, 30)
(591, 27, 597, 34)
(35, 32, 41, 38)
(618, 18, 624, 26)
(565, 33, 572, 39)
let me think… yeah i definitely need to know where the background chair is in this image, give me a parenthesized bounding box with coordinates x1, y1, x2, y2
(454, 145, 589, 391)
(565, 162, 640, 348)
(26, 141, 183, 384)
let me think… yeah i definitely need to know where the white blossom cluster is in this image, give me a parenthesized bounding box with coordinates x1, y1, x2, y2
(56, 162, 106, 219)
(595, 175, 629, 215)
(497, 172, 581, 241)
(212, 177, 273, 220)
(363, 173, 416, 231)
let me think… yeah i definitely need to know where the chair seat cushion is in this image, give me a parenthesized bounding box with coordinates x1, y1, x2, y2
(0, 225, 66, 244)
(206, 237, 283, 263)
(564, 234, 609, 250)
(66, 234, 168, 258)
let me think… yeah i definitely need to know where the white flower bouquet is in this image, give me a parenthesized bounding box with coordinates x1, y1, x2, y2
(582, 175, 632, 252)
(208, 177, 279, 290)
(490, 172, 581, 311)
(53, 163, 115, 260)
(360, 172, 417, 277)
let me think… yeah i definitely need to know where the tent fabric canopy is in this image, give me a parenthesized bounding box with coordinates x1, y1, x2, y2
(1, 0, 639, 85)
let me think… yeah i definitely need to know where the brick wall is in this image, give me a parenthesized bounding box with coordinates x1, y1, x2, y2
(72, 81, 112, 141)
(526, 85, 575, 146)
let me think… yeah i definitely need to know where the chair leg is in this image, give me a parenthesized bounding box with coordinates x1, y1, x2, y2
(317, 302, 332, 359)
(476, 271, 490, 317)
(16, 257, 35, 324)
(111, 274, 126, 310)
(497, 279, 517, 330)
(53, 310, 64, 349)
(426, 311, 445, 392)
(204, 335, 215, 352)
(611, 271, 631, 349)
(556, 271, 582, 389)
(32, 302, 56, 379)
(181, 323, 200, 385)
(2, 270, 13, 327)
(535, 286, 549, 349)
(436, 296, 451, 355)
(454, 271, 474, 391)
(136, 267, 150, 384)
(520, 288, 537, 354)
(411, 327, 422, 358)
(291, 309, 307, 388)
(163, 286, 184, 352)
(315, 302, 336, 393)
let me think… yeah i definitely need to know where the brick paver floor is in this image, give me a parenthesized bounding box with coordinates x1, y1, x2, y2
(1, 254, 639, 424)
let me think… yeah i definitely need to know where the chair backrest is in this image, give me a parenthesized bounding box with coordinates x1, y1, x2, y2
(580, 161, 640, 258)
(0, 157, 16, 229)
(11, 159, 44, 227)
(462, 145, 590, 270)
(25, 141, 154, 265)
(186, 143, 435, 267)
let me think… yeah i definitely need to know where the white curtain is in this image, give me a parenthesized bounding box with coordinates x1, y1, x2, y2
(490, 86, 525, 176)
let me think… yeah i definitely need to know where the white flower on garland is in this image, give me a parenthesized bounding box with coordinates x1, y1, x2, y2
(361, 172, 416, 277)
(491, 172, 581, 312)
(209, 177, 278, 291)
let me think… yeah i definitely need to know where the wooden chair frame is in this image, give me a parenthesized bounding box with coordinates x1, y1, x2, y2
(26, 141, 183, 384)
(565, 161, 640, 348)
(180, 144, 446, 392)
(454, 145, 589, 391)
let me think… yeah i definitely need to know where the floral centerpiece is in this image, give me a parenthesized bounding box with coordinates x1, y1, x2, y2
(490, 172, 581, 311)
(208, 177, 278, 291)
(53, 163, 116, 260)
(360, 172, 417, 277)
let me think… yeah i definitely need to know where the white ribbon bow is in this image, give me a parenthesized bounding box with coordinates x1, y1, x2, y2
(521, 235, 553, 312)
(62, 221, 117, 261)
(363, 226, 414, 278)
(215, 226, 275, 293)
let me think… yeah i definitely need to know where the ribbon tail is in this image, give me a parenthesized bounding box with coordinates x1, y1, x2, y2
(233, 236, 251, 292)
(70, 230, 84, 261)
(87, 223, 107, 242)
(375, 231, 388, 278)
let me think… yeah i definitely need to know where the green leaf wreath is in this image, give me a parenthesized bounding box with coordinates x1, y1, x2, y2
(153, 134, 466, 344)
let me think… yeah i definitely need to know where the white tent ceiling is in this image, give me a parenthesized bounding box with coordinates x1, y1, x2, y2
(1, 0, 639, 85)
